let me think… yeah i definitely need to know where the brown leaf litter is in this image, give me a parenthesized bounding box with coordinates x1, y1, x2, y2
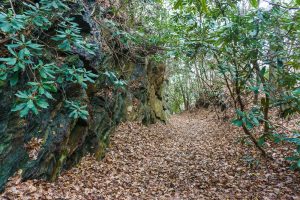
(1, 109, 300, 199)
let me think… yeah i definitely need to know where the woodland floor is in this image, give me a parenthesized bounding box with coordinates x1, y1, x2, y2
(2, 109, 300, 199)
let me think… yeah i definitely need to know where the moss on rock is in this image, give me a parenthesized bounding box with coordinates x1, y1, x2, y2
(0, 2, 166, 192)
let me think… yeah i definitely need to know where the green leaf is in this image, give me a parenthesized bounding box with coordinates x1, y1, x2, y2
(232, 119, 243, 127)
(27, 43, 43, 50)
(7, 46, 17, 56)
(80, 110, 89, 116)
(286, 156, 297, 161)
(38, 87, 44, 95)
(236, 109, 244, 117)
(11, 103, 27, 112)
(200, 0, 208, 13)
(20, 106, 30, 117)
(272, 134, 283, 144)
(258, 136, 265, 147)
(249, 0, 259, 8)
(245, 120, 254, 130)
(44, 84, 57, 92)
(58, 40, 71, 51)
(15, 91, 29, 98)
(249, 86, 259, 94)
(0, 73, 7, 80)
(7, 44, 20, 48)
(285, 138, 300, 145)
(252, 117, 259, 126)
(80, 114, 88, 120)
(31, 105, 39, 115)
(68, 109, 77, 118)
(297, 160, 300, 168)
(36, 98, 49, 108)
(44, 91, 54, 99)
(174, 0, 183, 9)
(292, 88, 300, 96)
(57, 76, 63, 84)
(10, 73, 19, 86)
(0, 57, 17, 65)
(27, 100, 35, 109)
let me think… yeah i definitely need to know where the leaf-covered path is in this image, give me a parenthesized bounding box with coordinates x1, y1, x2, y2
(2, 109, 300, 199)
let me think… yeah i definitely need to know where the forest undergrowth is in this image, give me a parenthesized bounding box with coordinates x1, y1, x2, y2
(0, 0, 299, 198)
(2, 108, 300, 199)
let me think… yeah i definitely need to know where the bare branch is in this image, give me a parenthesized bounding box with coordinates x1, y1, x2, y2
(9, 0, 16, 15)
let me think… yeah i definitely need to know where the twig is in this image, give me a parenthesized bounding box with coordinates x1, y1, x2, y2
(9, 0, 16, 16)
(0, 37, 11, 45)
(21, 0, 34, 4)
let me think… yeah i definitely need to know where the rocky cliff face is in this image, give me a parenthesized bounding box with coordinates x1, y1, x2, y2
(0, 1, 166, 191)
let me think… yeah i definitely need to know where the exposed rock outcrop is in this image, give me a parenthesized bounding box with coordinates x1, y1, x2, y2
(0, 1, 166, 191)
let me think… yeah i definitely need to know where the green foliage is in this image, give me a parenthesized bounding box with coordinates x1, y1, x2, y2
(151, 0, 300, 166)
(23, 3, 52, 28)
(283, 132, 300, 170)
(0, 9, 26, 33)
(0, 0, 99, 119)
(249, 0, 259, 8)
(52, 18, 96, 53)
(232, 108, 262, 130)
(277, 87, 300, 117)
(63, 65, 98, 89)
(103, 71, 127, 89)
(11, 91, 49, 117)
(65, 100, 89, 120)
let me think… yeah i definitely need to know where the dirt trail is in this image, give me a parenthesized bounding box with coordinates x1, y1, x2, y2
(2, 109, 300, 199)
